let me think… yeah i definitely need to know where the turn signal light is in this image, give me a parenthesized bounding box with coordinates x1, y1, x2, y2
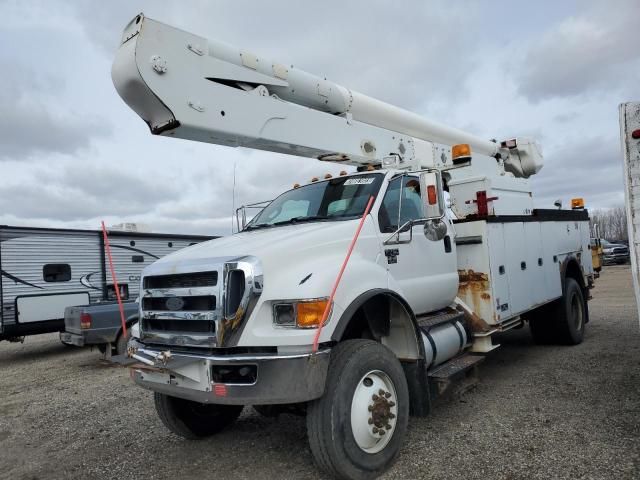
(571, 198, 585, 209)
(296, 300, 329, 328)
(427, 185, 437, 205)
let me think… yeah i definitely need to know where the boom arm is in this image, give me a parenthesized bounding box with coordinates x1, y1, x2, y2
(112, 13, 542, 175)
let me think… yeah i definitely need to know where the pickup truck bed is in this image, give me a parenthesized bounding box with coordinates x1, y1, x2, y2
(61, 301, 138, 353)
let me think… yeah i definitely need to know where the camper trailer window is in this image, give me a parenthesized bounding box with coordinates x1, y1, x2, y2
(107, 284, 129, 300)
(43, 264, 71, 282)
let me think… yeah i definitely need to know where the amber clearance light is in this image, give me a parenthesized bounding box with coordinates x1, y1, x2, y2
(296, 300, 330, 328)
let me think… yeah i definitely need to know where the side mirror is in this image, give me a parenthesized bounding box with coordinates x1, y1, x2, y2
(419, 171, 447, 242)
(419, 171, 445, 220)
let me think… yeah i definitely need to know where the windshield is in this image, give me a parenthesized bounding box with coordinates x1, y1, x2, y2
(246, 174, 384, 229)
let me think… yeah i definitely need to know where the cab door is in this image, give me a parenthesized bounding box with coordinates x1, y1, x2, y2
(376, 175, 458, 315)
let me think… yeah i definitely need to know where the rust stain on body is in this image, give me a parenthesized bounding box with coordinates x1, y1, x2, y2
(457, 269, 493, 330)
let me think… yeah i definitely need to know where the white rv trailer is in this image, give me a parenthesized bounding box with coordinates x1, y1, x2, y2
(0, 225, 213, 342)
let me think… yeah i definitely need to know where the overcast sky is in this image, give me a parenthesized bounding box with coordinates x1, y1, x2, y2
(1, 0, 637, 235)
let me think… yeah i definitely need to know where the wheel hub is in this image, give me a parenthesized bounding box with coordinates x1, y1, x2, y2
(351, 370, 398, 453)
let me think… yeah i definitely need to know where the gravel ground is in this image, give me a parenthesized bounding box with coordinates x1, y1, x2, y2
(1, 265, 639, 480)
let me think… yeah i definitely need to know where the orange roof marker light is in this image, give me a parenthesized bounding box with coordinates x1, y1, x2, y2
(324, 173, 333, 179)
(339, 170, 348, 176)
(452, 144, 472, 165)
(293, 183, 301, 189)
(311, 177, 319, 182)
(571, 198, 585, 210)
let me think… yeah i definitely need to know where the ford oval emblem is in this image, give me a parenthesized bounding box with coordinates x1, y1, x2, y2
(165, 297, 185, 311)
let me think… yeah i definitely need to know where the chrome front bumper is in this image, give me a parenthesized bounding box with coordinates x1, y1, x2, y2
(128, 340, 331, 405)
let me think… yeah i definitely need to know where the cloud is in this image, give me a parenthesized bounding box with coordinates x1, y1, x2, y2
(516, 0, 640, 102)
(531, 135, 624, 209)
(0, 1, 631, 236)
(0, 26, 111, 160)
(0, 161, 182, 221)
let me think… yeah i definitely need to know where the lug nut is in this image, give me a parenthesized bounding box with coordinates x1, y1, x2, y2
(385, 392, 391, 398)
(368, 418, 373, 425)
(389, 401, 395, 407)
(385, 424, 392, 430)
(389, 413, 396, 419)
(379, 429, 386, 435)
(372, 427, 379, 434)
(372, 394, 379, 401)
(379, 389, 385, 395)
(368, 405, 373, 412)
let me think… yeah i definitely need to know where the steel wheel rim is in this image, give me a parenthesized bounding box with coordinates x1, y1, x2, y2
(350, 370, 398, 454)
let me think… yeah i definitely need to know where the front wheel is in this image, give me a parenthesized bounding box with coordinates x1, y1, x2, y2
(154, 393, 243, 439)
(306, 340, 409, 480)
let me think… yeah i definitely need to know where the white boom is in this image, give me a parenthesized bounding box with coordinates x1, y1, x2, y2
(112, 13, 542, 176)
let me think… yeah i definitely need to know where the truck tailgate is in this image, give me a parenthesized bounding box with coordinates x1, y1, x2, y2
(64, 306, 86, 334)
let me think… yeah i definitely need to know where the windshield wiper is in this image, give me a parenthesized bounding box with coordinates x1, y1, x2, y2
(272, 215, 330, 226)
(244, 223, 274, 231)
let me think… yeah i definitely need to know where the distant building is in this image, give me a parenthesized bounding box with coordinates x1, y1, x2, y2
(110, 222, 151, 233)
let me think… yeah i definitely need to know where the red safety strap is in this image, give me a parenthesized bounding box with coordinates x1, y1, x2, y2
(312, 196, 375, 352)
(101, 221, 127, 338)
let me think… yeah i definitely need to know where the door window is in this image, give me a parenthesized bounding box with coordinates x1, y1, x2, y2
(378, 176, 424, 233)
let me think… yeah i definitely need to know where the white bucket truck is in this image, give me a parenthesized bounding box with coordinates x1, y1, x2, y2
(112, 14, 594, 479)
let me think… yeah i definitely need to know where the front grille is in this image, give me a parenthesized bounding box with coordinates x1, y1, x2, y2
(613, 247, 628, 254)
(141, 269, 220, 347)
(143, 319, 214, 333)
(144, 271, 217, 289)
(142, 296, 215, 311)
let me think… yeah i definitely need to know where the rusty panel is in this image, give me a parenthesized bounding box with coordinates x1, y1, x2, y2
(457, 269, 495, 325)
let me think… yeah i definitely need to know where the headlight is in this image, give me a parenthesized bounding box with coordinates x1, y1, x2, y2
(273, 298, 330, 328)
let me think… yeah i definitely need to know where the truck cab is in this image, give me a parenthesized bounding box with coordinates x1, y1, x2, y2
(131, 169, 457, 401)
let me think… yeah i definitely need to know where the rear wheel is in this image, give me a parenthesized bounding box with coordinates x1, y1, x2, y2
(114, 328, 131, 355)
(306, 340, 409, 480)
(529, 277, 586, 345)
(154, 393, 243, 439)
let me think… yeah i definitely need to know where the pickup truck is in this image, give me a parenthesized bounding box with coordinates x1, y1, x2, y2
(61, 301, 138, 355)
(602, 240, 630, 265)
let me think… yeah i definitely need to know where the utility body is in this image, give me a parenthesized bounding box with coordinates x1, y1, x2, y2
(112, 14, 594, 479)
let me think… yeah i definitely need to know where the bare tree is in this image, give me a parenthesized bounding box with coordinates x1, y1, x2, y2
(590, 206, 628, 242)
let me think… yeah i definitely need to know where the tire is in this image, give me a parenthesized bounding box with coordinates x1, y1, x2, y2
(306, 340, 409, 480)
(253, 405, 277, 417)
(114, 328, 131, 355)
(154, 393, 243, 439)
(529, 277, 586, 345)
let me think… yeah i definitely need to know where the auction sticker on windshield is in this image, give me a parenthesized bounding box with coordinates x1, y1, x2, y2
(344, 178, 375, 185)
